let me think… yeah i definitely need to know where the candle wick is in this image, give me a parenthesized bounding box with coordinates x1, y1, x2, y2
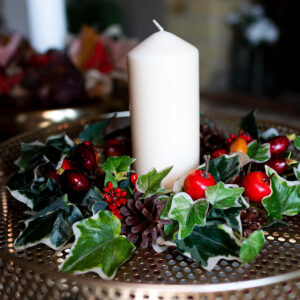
(152, 19, 164, 31)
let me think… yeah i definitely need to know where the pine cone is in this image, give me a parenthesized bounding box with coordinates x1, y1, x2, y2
(241, 207, 267, 238)
(120, 192, 172, 248)
(200, 124, 226, 160)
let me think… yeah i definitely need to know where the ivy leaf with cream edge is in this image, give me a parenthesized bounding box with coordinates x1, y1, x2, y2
(136, 166, 173, 198)
(14, 195, 83, 250)
(175, 224, 241, 271)
(205, 182, 244, 209)
(60, 210, 135, 280)
(247, 140, 271, 163)
(167, 192, 208, 240)
(262, 166, 300, 220)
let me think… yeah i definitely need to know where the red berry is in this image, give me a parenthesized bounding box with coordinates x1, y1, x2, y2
(211, 149, 229, 159)
(119, 198, 127, 205)
(242, 172, 271, 203)
(130, 173, 138, 185)
(74, 143, 97, 172)
(265, 157, 287, 175)
(114, 187, 121, 194)
(104, 139, 124, 157)
(84, 141, 91, 146)
(107, 181, 113, 189)
(269, 136, 290, 156)
(109, 203, 119, 210)
(120, 190, 127, 197)
(103, 187, 110, 193)
(184, 169, 216, 200)
(64, 170, 90, 193)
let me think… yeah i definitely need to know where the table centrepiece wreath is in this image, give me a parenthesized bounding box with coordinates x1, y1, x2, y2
(5, 110, 300, 281)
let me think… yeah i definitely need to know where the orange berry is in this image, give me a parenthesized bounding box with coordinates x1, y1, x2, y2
(229, 137, 248, 154)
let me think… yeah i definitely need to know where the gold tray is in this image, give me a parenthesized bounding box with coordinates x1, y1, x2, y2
(0, 111, 300, 300)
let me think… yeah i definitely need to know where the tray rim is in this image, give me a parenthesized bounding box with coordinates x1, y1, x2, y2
(1, 110, 300, 293)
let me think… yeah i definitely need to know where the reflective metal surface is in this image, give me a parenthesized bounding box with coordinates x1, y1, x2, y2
(0, 111, 300, 299)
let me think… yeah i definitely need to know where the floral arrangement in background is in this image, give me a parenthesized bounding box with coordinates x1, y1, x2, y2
(0, 25, 137, 108)
(227, 3, 279, 46)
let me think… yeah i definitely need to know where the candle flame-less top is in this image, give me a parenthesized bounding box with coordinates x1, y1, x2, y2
(128, 30, 198, 60)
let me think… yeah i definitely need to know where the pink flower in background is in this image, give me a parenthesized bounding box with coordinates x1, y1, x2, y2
(100, 35, 138, 71)
(0, 34, 22, 67)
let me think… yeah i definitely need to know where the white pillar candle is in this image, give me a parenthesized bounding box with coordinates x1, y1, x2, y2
(128, 21, 200, 189)
(26, 0, 67, 53)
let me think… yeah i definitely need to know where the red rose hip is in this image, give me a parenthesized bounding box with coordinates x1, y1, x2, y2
(269, 136, 289, 156)
(65, 170, 91, 193)
(242, 171, 271, 203)
(266, 157, 287, 174)
(184, 155, 216, 200)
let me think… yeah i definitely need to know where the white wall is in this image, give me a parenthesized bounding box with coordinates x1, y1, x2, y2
(1, 0, 29, 36)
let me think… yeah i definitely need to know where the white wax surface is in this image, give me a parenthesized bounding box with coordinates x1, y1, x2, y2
(128, 30, 200, 189)
(26, 0, 67, 53)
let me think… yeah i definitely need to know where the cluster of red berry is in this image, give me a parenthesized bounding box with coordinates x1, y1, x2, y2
(103, 182, 127, 219)
(227, 131, 253, 144)
(103, 174, 138, 218)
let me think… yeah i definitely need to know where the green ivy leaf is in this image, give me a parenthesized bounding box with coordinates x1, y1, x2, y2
(7, 175, 62, 210)
(60, 210, 135, 280)
(175, 224, 241, 271)
(81, 186, 107, 212)
(240, 109, 260, 141)
(201, 154, 240, 183)
(136, 166, 173, 198)
(104, 172, 118, 188)
(247, 140, 271, 163)
(207, 197, 249, 234)
(205, 182, 244, 209)
(262, 166, 300, 220)
(102, 156, 136, 174)
(295, 136, 300, 150)
(79, 118, 112, 145)
(44, 134, 74, 168)
(294, 164, 300, 181)
(240, 230, 265, 264)
(168, 192, 208, 240)
(14, 195, 83, 250)
(15, 141, 45, 171)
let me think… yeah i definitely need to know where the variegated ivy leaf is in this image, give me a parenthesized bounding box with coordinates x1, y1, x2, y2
(294, 164, 300, 181)
(81, 186, 107, 213)
(207, 196, 249, 234)
(247, 140, 271, 163)
(204, 154, 240, 183)
(7, 174, 62, 210)
(60, 210, 135, 280)
(167, 192, 208, 240)
(15, 141, 45, 171)
(136, 166, 173, 198)
(261, 128, 279, 140)
(14, 195, 83, 250)
(79, 118, 112, 145)
(262, 166, 300, 220)
(205, 182, 244, 209)
(295, 136, 300, 150)
(175, 224, 241, 271)
(240, 230, 265, 264)
(44, 134, 74, 169)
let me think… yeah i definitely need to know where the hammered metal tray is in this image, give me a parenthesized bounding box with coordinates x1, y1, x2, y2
(0, 111, 300, 300)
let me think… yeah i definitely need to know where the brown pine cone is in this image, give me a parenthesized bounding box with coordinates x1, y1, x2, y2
(241, 207, 267, 238)
(200, 124, 226, 160)
(120, 192, 172, 248)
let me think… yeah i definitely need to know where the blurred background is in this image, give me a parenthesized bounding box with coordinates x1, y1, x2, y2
(0, 0, 299, 141)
